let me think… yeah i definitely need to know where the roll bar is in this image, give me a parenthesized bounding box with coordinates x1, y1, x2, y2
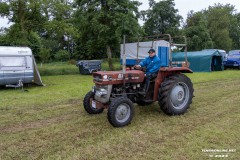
(137, 34, 188, 67)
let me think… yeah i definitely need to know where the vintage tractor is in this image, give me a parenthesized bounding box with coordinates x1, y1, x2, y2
(83, 34, 194, 127)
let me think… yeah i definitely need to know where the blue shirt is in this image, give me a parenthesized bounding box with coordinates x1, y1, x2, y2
(139, 55, 161, 75)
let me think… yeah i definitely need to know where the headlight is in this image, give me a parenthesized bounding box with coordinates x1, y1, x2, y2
(96, 88, 107, 97)
(95, 85, 108, 97)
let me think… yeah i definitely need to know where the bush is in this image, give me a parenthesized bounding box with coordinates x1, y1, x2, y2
(27, 31, 42, 56)
(68, 59, 77, 65)
(39, 48, 52, 63)
(54, 50, 70, 61)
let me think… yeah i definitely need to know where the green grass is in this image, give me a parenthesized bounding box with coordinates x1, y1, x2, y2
(0, 70, 240, 159)
(37, 60, 121, 76)
(37, 62, 79, 76)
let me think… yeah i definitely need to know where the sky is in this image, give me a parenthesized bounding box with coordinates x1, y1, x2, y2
(0, 0, 240, 28)
(138, 0, 240, 24)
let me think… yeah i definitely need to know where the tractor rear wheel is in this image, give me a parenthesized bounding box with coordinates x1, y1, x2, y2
(107, 97, 134, 127)
(158, 74, 193, 115)
(83, 91, 104, 114)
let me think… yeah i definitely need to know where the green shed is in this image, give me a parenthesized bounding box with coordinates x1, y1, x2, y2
(172, 51, 223, 72)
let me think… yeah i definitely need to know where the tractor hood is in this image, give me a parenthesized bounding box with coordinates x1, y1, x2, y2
(92, 70, 145, 85)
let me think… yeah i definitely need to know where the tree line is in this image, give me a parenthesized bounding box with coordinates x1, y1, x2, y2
(0, 0, 240, 66)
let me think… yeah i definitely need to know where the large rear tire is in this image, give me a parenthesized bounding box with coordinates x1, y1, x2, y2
(83, 91, 104, 114)
(107, 97, 134, 127)
(158, 74, 194, 115)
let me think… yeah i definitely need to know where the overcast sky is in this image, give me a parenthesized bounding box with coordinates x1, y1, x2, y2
(1, 0, 240, 28)
(138, 0, 240, 20)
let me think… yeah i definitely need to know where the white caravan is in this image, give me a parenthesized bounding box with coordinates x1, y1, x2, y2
(0, 46, 42, 86)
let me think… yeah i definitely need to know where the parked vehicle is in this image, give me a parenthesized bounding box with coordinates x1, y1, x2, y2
(76, 60, 102, 75)
(223, 50, 240, 69)
(0, 46, 35, 86)
(228, 50, 240, 56)
(83, 34, 194, 127)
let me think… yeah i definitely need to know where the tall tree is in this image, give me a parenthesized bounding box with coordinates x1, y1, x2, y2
(40, 0, 76, 58)
(205, 3, 234, 51)
(142, 0, 182, 35)
(0, 0, 76, 61)
(0, 0, 45, 56)
(74, 0, 142, 69)
(184, 11, 213, 51)
(229, 12, 240, 49)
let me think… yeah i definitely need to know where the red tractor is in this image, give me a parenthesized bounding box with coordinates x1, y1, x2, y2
(83, 34, 194, 127)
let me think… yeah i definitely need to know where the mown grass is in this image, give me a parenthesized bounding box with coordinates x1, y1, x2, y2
(0, 70, 239, 159)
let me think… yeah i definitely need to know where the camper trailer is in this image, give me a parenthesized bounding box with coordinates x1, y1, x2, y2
(0, 46, 34, 86)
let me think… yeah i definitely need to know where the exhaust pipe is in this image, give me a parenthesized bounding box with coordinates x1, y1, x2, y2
(122, 35, 126, 87)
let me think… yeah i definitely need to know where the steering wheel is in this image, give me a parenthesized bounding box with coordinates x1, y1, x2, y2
(133, 65, 146, 72)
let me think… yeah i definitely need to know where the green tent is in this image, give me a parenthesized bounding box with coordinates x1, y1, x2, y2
(172, 51, 223, 72)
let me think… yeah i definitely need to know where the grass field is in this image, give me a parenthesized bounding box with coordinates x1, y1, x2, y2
(37, 60, 121, 76)
(0, 70, 239, 159)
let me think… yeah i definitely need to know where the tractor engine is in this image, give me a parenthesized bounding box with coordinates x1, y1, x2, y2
(92, 70, 145, 104)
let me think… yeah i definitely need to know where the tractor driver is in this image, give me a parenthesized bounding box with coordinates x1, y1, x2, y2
(134, 48, 161, 95)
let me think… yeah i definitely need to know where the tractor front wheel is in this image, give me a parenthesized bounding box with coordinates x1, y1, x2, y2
(158, 74, 194, 115)
(83, 91, 104, 114)
(107, 97, 134, 127)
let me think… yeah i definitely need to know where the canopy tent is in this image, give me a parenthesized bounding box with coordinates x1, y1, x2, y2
(172, 51, 223, 72)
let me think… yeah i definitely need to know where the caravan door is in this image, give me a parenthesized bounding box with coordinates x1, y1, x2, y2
(0, 56, 26, 85)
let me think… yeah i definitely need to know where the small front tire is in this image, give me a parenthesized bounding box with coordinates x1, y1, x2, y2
(107, 97, 134, 127)
(83, 91, 104, 114)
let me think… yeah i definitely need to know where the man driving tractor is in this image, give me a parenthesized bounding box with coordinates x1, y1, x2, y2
(83, 34, 194, 127)
(134, 48, 161, 96)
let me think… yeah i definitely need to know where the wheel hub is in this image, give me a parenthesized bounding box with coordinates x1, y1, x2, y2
(177, 90, 184, 101)
(115, 103, 130, 123)
(170, 82, 189, 109)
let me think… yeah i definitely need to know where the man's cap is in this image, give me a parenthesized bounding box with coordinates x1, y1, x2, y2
(148, 48, 155, 53)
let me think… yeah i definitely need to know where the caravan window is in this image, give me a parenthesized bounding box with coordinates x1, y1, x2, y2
(0, 57, 26, 67)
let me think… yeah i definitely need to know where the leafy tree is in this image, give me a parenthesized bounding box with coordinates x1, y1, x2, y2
(38, 48, 51, 63)
(27, 31, 42, 56)
(40, 0, 77, 53)
(183, 3, 240, 52)
(1, 29, 42, 56)
(184, 11, 213, 51)
(0, 1, 9, 16)
(0, 0, 76, 59)
(74, 0, 142, 69)
(229, 13, 240, 49)
(0, 0, 46, 55)
(142, 0, 182, 35)
(205, 4, 234, 51)
(0, 0, 47, 33)
(54, 50, 70, 61)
